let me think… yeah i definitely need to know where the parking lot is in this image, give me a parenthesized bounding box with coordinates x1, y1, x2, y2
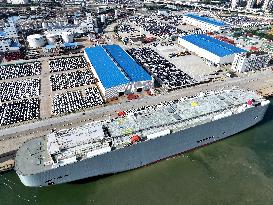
(52, 87, 104, 115)
(128, 47, 197, 91)
(0, 78, 40, 102)
(153, 44, 220, 81)
(0, 55, 105, 127)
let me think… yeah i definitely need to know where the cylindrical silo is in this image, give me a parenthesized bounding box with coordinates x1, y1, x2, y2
(61, 32, 74, 43)
(46, 33, 58, 45)
(27, 34, 46, 48)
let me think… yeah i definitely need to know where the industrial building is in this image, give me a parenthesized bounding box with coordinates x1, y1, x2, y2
(178, 34, 246, 65)
(0, 31, 20, 53)
(0, 18, 20, 53)
(231, 52, 270, 73)
(0, 39, 20, 53)
(43, 13, 95, 35)
(3, 19, 18, 39)
(27, 34, 46, 48)
(84, 45, 153, 100)
(183, 13, 229, 32)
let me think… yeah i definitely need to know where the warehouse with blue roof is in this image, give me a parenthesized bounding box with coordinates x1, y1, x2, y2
(84, 45, 153, 99)
(178, 34, 246, 65)
(183, 13, 230, 32)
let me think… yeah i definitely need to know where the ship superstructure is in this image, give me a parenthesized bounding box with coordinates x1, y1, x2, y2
(15, 88, 270, 187)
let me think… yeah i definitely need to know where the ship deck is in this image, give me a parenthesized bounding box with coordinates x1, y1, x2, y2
(15, 88, 265, 175)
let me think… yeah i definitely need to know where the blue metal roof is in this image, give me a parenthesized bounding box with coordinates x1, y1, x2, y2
(185, 13, 227, 27)
(84, 46, 130, 89)
(10, 41, 20, 48)
(103, 45, 152, 82)
(45, 44, 56, 49)
(181, 34, 246, 57)
(63, 42, 78, 47)
(85, 45, 152, 89)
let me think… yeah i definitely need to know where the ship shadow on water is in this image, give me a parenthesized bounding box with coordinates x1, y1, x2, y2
(69, 100, 273, 185)
(69, 173, 116, 185)
(258, 101, 273, 124)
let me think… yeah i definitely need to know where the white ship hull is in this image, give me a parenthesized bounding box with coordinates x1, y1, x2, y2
(17, 103, 269, 187)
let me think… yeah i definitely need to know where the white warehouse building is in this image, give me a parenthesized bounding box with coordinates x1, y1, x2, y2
(178, 34, 246, 65)
(183, 13, 230, 32)
(84, 45, 153, 100)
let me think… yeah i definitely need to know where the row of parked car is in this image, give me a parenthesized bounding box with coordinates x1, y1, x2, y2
(0, 61, 42, 80)
(52, 87, 104, 115)
(0, 78, 40, 102)
(50, 70, 96, 91)
(168, 51, 191, 58)
(0, 98, 40, 126)
(128, 47, 197, 91)
(49, 56, 87, 73)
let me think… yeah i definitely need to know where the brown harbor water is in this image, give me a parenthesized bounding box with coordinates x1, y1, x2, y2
(0, 98, 273, 205)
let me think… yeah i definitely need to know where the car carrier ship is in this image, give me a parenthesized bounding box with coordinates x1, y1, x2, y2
(15, 88, 270, 187)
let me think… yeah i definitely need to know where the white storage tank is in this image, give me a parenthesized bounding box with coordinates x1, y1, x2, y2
(46, 34, 58, 45)
(61, 32, 74, 43)
(27, 34, 45, 48)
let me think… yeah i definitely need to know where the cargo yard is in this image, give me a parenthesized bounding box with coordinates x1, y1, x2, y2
(1, 0, 273, 174)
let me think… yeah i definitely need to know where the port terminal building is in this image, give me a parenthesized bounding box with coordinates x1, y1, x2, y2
(84, 45, 153, 100)
(183, 13, 230, 32)
(178, 34, 246, 65)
